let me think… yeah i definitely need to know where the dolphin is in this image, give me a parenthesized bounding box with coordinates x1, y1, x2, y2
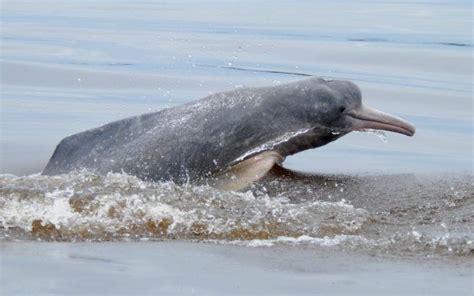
(42, 77, 415, 190)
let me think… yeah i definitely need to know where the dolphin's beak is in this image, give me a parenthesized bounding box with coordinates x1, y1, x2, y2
(347, 105, 416, 136)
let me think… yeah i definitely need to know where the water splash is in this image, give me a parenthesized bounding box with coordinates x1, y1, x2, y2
(233, 128, 313, 163)
(0, 172, 472, 256)
(360, 129, 388, 143)
(0, 172, 369, 242)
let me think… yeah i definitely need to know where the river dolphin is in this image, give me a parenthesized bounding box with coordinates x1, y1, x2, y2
(42, 77, 415, 190)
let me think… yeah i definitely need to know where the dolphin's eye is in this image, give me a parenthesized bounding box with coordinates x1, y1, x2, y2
(339, 106, 346, 113)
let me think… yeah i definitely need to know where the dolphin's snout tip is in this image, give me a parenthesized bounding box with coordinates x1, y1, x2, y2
(406, 124, 416, 137)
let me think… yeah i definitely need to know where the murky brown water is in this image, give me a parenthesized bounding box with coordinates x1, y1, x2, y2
(1, 172, 472, 256)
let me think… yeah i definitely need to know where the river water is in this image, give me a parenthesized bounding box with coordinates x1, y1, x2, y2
(1, 0, 473, 294)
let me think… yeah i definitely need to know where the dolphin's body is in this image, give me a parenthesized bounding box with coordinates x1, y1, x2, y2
(42, 78, 415, 190)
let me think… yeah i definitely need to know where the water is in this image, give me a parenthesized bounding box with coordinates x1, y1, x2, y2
(0, 0, 473, 294)
(2, 0, 472, 175)
(1, 172, 472, 256)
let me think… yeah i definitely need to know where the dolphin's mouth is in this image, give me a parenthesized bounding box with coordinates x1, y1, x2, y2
(347, 105, 416, 136)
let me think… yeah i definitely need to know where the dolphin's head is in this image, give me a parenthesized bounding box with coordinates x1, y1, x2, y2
(265, 77, 416, 154)
(299, 77, 415, 139)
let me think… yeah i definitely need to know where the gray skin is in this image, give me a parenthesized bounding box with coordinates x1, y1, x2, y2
(42, 77, 415, 183)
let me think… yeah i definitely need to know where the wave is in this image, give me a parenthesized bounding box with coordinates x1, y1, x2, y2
(0, 171, 472, 256)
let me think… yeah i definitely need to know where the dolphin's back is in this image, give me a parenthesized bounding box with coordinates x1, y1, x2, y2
(43, 112, 159, 176)
(42, 86, 287, 182)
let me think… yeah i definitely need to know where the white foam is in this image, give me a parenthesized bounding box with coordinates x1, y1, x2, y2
(215, 234, 373, 248)
(0, 171, 370, 241)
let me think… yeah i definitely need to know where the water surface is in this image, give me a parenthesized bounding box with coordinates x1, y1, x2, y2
(1, 0, 472, 174)
(1, 1, 473, 294)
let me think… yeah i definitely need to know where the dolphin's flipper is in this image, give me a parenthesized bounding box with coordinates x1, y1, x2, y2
(267, 164, 305, 178)
(210, 151, 284, 191)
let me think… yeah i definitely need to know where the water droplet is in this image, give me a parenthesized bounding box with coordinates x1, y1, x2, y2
(374, 130, 388, 143)
(359, 129, 388, 143)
